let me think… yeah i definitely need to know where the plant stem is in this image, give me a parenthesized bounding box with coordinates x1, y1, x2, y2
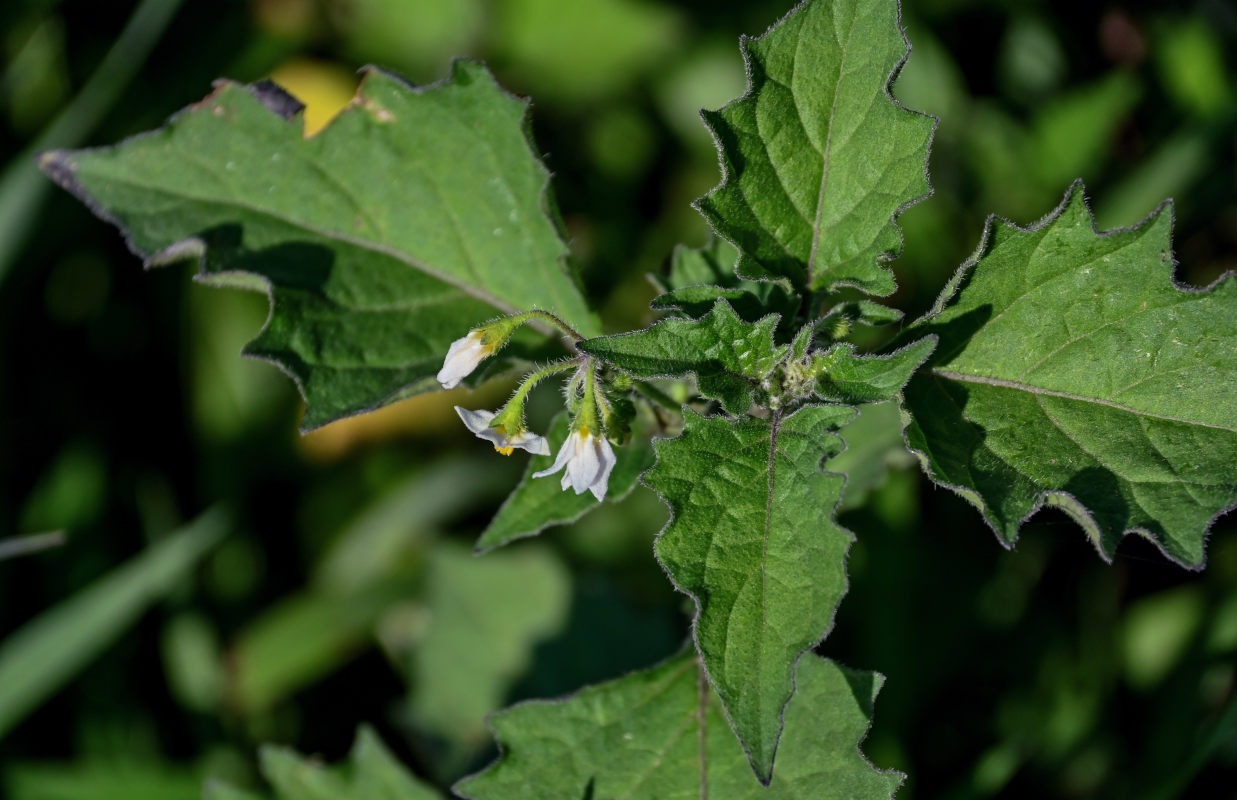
(520, 309, 585, 342)
(633, 379, 682, 411)
(506, 358, 583, 409)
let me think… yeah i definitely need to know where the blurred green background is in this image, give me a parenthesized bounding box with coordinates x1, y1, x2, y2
(1, 0, 1234, 797)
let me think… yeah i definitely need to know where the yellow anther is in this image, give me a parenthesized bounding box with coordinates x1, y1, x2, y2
(495, 445, 515, 456)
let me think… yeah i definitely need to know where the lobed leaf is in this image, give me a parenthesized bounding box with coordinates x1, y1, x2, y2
(476, 413, 656, 552)
(813, 337, 936, 404)
(455, 651, 902, 799)
(580, 300, 789, 415)
(696, 0, 935, 296)
(644, 405, 856, 782)
(900, 182, 1237, 567)
(41, 62, 597, 431)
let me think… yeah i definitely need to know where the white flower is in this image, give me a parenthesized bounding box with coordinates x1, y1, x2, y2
(533, 426, 616, 501)
(455, 406, 550, 456)
(437, 331, 492, 389)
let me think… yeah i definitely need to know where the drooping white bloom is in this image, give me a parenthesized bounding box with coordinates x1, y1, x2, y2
(533, 426, 616, 501)
(455, 406, 550, 456)
(437, 331, 492, 389)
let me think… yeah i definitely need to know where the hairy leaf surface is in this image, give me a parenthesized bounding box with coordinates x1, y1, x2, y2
(697, 0, 934, 295)
(41, 62, 597, 430)
(580, 300, 788, 415)
(901, 183, 1237, 567)
(644, 405, 856, 781)
(455, 652, 901, 799)
(813, 337, 936, 404)
(205, 727, 439, 799)
(476, 413, 656, 552)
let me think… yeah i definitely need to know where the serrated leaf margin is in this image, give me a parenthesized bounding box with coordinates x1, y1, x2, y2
(40, 60, 585, 433)
(642, 403, 859, 784)
(452, 645, 902, 798)
(692, 0, 938, 296)
(898, 178, 1237, 570)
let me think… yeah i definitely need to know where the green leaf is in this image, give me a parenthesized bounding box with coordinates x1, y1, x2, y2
(476, 413, 656, 552)
(208, 726, 440, 800)
(813, 337, 936, 404)
(0, 509, 226, 737)
(40, 62, 597, 431)
(659, 236, 741, 291)
(696, 0, 934, 296)
(821, 300, 904, 328)
(228, 579, 409, 714)
(652, 238, 798, 324)
(455, 652, 901, 798)
(580, 300, 789, 415)
(405, 543, 570, 749)
(644, 405, 856, 782)
(6, 761, 203, 800)
(901, 182, 1237, 567)
(652, 283, 798, 326)
(229, 461, 502, 714)
(826, 400, 915, 511)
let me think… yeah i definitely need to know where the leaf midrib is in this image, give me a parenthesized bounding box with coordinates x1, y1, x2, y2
(933, 369, 1235, 433)
(806, 7, 861, 287)
(84, 170, 523, 316)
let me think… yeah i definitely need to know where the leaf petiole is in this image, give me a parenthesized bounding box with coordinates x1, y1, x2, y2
(518, 309, 586, 343)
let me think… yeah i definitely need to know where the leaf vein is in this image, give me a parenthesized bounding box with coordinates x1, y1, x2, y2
(934, 369, 1235, 432)
(93, 175, 520, 315)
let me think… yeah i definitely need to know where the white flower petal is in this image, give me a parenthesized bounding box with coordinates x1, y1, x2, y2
(533, 436, 575, 479)
(456, 406, 549, 455)
(567, 431, 602, 494)
(589, 438, 617, 501)
(437, 331, 488, 389)
(533, 427, 616, 499)
(508, 429, 551, 456)
(455, 406, 496, 435)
